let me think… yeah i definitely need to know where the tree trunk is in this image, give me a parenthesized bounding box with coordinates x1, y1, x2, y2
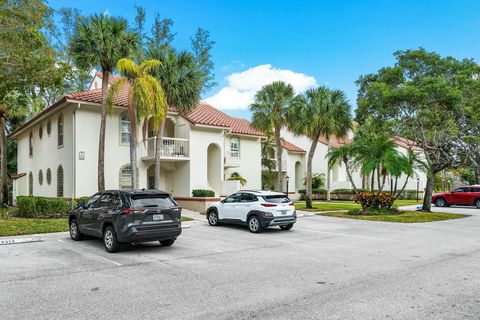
(305, 134, 320, 209)
(154, 120, 165, 190)
(0, 117, 7, 204)
(129, 102, 138, 189)
(394, 174, 410, 198)
(343, 157, 358, 192)
(370, 170, 375, 191)
(274, 125, 283, 192)
(326, 140, 331, 201)
(97, 70, 110, 191)
(422, 168, 435, 212)
(476, 167, 480, 184)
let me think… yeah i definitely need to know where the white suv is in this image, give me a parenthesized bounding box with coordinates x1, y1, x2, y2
(206, 190, 296, 233)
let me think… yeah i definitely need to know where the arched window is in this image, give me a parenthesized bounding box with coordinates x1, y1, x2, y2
(120, 113, 130, 144)
(57, 165, 64, 197)
(29, 131, 33, 157)
(58, 114, 64, 147)
(38, 170, 43, 186)
(39, 125, 43, 139)
(230, 136, 240, 158)
(47, 120, 51, 136)
(28, 172, 33, 195)
(46, 168, 52, 185)
(119, 164, 138, 190)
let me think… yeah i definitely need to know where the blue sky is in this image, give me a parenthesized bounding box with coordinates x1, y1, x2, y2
(49, 0, 480, 119)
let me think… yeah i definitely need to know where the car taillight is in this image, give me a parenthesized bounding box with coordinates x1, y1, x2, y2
(261, 212, 274, 217)
(121, 208, 143, 215)
(261, 203, 277, 207)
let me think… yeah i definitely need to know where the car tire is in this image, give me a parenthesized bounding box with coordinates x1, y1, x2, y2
(435, 197, 447, 207)
(69, 219, 83, 241)
(280, 224, 293, 231)
(475, 199, 480, 209)
(207, 210, 220, 226)
(248, 215, 263, 233)
(160, 239, 175, 246)
(103, 226, 120, 253)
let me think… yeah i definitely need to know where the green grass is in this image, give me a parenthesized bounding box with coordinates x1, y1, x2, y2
(181, 216, 194, 221)
(294, 199, 422, 212)
(320, 210, 468, 223)
(0, 217, 68, 237)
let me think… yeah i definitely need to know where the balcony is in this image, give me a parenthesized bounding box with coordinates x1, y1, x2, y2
(224, 151, 240, 168)
(142, 137, 189, 161)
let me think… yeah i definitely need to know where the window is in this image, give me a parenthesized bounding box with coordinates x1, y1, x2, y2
(58, 114, 64, 147)
(39, 125, 43, 139)
(119, 164, 138, 190)
(224, 193, 241, 203)
(230, 136, 240, 157)
(47, 120, 51, 136)
(262, 195, 290, 203)
(97, 193, 120, 208)
(241, 193, 257, 202)
(131, 194, 175, 209)
(87, 194, 101, 208)
(120, 113, 130, 144)
(57, 165, 64, 197)
(46, 168, 52, 185)
(28, 172, 33, 196)
(29, 131, 33, 157)
(38, 170, 43, 186)
(454, 188, 466, 193)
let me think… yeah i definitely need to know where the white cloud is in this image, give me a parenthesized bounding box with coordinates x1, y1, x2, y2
(205, 64, 317, 110)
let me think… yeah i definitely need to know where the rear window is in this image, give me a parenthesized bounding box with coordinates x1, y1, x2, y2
(131, 195, 176, 209)
(262, 195, 290, 203)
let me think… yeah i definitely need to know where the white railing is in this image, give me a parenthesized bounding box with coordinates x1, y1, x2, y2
(146, 137, 189, 158)
(224, 151, 240, 167)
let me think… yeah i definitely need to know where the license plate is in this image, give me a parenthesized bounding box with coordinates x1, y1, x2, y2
(152, 214, 164, 221)
(279, 210, 288, 215)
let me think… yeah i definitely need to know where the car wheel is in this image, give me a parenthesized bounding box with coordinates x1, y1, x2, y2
(103, 226, 120, 253)
(248, 215, 263, 233)
(160, 239, 175, 246)
(207, 210, 220, 226)
(69, 219, 83, 241)
(475, 199, 480, 209)
(435, 197, 446, 207)
(280, 224, 293, 231)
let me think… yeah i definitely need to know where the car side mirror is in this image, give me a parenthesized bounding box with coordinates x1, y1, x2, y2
(220, 199, 225, 204)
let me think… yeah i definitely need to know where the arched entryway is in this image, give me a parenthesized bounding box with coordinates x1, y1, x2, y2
(295, 161, 302, 192)
(207, 143, 222, 195)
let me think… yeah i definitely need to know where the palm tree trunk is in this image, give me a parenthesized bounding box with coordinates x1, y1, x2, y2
(97, 70, 110, 191)
(343, 157, 358, 192)
(306, 134, 320, 209)
(274, 125, 283, 192)
(326, 140, 331, 201)
(154, 120, 165, 190)
(370, 170, 375, 191)
(394, 174, 410, 198)
(0, 117, 7, 204)
(129, 102, 138, 189)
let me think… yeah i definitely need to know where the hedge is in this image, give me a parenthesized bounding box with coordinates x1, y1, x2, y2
(192, 189, 215, 197)
(16, 196, 78, 218)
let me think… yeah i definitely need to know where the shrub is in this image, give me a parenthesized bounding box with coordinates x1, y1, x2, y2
(332, 188, 368, 194)
(298, 188, 327, 195)
(192, 189, 215, 197)
(396, 189, 421, 200)
(16, 196, 76, 218)
(353, 192, 396, 211)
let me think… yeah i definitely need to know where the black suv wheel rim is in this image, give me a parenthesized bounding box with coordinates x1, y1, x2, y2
(104, 230, 113, 249)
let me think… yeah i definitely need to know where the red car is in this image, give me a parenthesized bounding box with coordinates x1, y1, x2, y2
(432, 186, 480, 208)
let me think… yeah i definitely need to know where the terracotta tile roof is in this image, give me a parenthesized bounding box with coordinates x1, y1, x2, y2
(318, 135, 352, 148)
(281, 139, 306, 153)
(227, 117, 264, 137)
(66, 87, 130, 107)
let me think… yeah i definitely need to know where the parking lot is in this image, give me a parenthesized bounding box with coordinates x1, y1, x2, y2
(1, 207, 480, 319)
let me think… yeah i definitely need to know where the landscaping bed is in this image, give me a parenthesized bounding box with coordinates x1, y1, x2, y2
(319, 208, 468, 223)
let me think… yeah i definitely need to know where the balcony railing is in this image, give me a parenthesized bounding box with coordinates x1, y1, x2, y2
(145, 137, 189, 159)
(224, 151, 240, 168)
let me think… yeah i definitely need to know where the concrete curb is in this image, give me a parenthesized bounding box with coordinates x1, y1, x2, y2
(0, 237, 44, 245)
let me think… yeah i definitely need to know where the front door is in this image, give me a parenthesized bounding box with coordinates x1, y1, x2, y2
(220, 193, 241, 219)
(78, 193, 101, 235)
(235, 193, 257, 222)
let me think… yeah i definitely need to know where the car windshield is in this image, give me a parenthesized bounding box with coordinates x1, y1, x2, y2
(131, 195, 176, 209)
(263, 195, 290, 203)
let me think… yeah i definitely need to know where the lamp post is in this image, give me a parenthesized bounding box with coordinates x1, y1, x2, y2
(286, 175, 290, 196)
(416, 178, 420, 203)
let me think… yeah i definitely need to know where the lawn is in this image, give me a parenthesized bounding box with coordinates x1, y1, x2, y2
(0, 215, 194, 237)
(294, 199, 422, 212)
(320, 210, 468, 223)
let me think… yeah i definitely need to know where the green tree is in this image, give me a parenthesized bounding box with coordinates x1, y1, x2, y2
(250, 81, 294, 192)
(227, 172, 247, 187)
(147, 48, 203, 189)
(191, 28, 216, 92)
(70, 14, 138, 191)
(289, 86, 351, 208)
(356, 48, 477, 211)
(107, 59, 168, 188)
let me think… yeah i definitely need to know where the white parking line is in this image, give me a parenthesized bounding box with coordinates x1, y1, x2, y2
(293, 227, 395, 241)
(57, 239, 123, 266)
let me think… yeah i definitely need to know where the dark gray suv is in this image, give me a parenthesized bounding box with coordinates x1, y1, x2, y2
(68, 190, 182, 253)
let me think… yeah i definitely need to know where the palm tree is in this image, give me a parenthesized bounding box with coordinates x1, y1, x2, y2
(250, 81, 294, 191)
(288, 87, 352, 208)
(70, 14, 138, 191)
(147, 48, 203, 189)
(0, 91, 29, 203)
(261, 134, 276, 172)
(107, 58, 167, 188)
(327, 143, 360, 192)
